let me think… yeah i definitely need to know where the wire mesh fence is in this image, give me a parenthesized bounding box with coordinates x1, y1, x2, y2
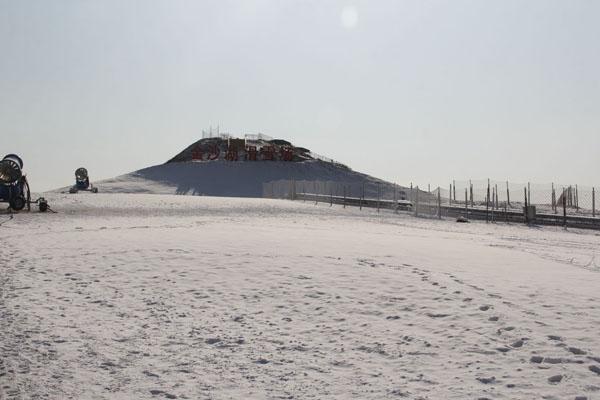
(264, 179, 599, 229)
(442, 180, 597, 218)
(263, 180, 435, 204)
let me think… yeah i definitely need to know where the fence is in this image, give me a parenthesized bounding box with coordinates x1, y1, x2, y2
(442, 180, 597, 218)
(263, 179, 600, 230)
(263, 180, 436, 204)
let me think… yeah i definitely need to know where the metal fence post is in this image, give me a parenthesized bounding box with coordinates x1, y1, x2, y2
(453, 180, 456, 203)
(377, 183, 381, 213)
(593, 187, 596, 218)
(551, 183, 555, 213)
(495, 184, 498, 209)
(415, 186, 419, 217)
(491, 186, 495, 222)
(470, 180, 474, 207)
(486, 181, 490, 223)
(437, 188, 442, 219)
(524, 187, 528, 224)
(563, 188, 567, 228)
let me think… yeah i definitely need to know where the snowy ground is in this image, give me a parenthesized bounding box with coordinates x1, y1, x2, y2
(1, 193, 600, 399)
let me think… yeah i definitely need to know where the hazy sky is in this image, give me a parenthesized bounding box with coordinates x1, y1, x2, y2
(1, 0, 599, 191)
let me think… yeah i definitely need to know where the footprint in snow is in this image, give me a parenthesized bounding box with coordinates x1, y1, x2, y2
(567, 347, 586, 355)
(548, 374, 563, 384)
(477, 376, 496, 384)
(426, 313, 450, 318)
(150, 390, 177, 398)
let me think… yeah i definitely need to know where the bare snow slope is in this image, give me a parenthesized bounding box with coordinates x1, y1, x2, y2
(85, 159, 402, 198)
(2, 193, 600, 399)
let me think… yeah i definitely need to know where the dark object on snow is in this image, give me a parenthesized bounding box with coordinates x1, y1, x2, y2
(38, 197, 49, 212)
(74, 167, 90, 189)
(0, 154, 49, 212)
(456, 216, 470, 223)
(70, 167, 98, 193)
(0, 154, 30, 211)
(548, 374, 563, 384)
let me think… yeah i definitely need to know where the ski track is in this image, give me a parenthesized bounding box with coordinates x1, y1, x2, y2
(1, 194, 600, 399)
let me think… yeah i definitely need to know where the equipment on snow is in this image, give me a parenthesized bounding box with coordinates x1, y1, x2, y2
(69, 167, 98, 193)
(0, 154, 50, 212)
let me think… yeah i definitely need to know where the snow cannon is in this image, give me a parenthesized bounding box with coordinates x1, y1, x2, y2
(75, 168, 89, 189)
(69, 167, 98, 193)
(0, 154, 30, 211)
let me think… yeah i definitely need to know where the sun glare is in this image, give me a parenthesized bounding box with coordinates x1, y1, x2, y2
(341, 5, 358, 29)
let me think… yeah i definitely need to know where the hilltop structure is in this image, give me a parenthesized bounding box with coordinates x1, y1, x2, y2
(167, 133, 344, 167)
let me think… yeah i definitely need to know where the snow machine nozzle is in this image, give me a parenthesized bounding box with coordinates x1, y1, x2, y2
(75, 167, 88, 182)
(0, 154, 24, 184)
(70, 167, 98, 193)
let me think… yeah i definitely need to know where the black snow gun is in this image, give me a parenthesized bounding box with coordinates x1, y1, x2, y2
(0, 154, 50, 212)
(69, 167, 98, 193)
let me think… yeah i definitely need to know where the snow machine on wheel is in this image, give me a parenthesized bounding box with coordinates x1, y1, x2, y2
(69, 167, 98, 193)
(0, 154, 31, 211)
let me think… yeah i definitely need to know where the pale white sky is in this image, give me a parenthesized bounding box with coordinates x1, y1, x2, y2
(1, 0, 599, 191)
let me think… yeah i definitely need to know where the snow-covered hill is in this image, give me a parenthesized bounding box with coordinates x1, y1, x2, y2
(89, 159, 408, 199)
(55, 136, 421, 199)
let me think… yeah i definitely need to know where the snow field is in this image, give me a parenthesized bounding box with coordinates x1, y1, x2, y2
(1, 193, 600, 399)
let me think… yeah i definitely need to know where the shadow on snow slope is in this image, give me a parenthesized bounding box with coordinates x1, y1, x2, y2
(91, 160, 404, 199)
